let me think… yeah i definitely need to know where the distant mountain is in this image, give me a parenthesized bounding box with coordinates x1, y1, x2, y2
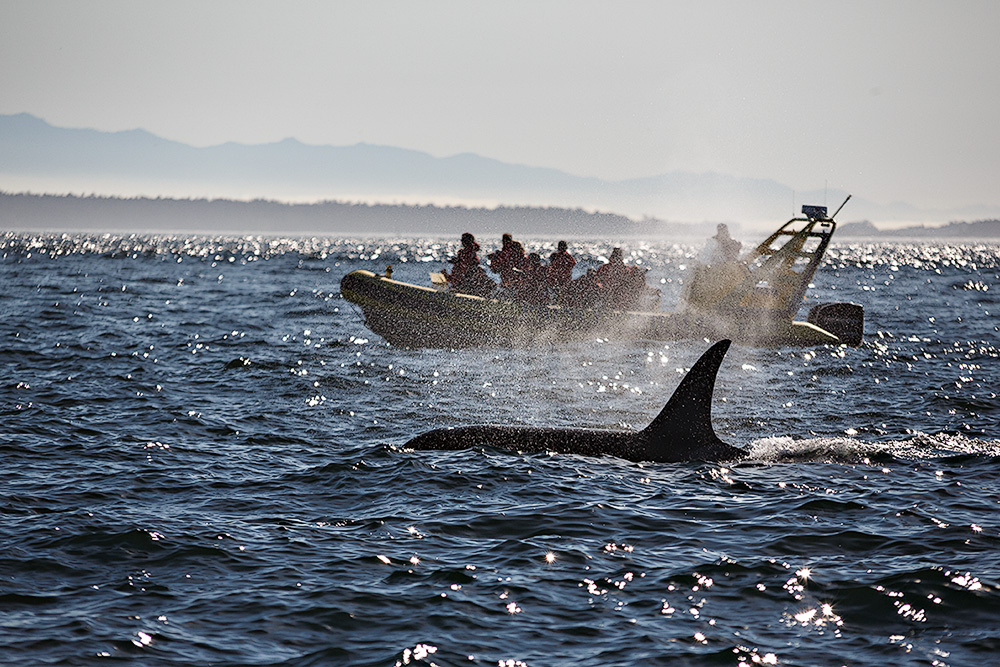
(2, 113, 998, 229)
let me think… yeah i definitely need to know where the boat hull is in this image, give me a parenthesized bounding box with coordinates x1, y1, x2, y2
(340, 270, 843, 348)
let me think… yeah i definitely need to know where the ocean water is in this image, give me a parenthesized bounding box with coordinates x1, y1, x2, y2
(1, 231, 998, 667)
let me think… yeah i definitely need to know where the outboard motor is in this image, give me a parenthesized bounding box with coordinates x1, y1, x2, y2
(807, 302, 865, 346)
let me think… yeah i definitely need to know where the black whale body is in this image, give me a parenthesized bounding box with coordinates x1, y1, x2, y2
(406, 339, 744, 463)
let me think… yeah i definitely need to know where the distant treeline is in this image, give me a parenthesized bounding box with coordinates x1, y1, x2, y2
(5, 191, 997, 240)
(0, 191, 702, 238)
(838, 219, 1000, 239)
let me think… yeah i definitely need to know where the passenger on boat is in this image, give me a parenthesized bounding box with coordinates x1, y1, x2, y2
(597, 247, 650, 309)
(547, 240, 576, 290)
(515, 252, 550, 305)
(596, 247, 630, 287)
(685, 224, 749, 311)
(562, 268, 603, 309)
(445, 232, 495, 297)
(488, 233, 527, 289)
(701, 224, 742, 265)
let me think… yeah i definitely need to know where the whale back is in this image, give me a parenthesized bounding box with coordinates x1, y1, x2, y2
(405, 340, 743, 463)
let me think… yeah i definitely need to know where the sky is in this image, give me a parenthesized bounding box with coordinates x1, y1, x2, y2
(2, 0, 1000, 213)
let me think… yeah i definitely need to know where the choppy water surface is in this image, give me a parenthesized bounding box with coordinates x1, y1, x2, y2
(1, 232, 998, 666)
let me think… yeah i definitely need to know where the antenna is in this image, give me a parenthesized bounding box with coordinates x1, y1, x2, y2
(830, 194, 852, 221)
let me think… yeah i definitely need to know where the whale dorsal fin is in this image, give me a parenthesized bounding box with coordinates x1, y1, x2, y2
(641, 339, 732, 461)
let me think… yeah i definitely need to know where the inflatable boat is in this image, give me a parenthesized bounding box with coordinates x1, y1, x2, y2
(340, 200, 864, 348)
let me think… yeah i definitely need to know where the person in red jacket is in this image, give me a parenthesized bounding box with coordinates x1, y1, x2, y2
(596, 247, 645, 309)
(445, 232, 493, 296)
(547, 240, 576, 289)
(488, 233, 527, 289)
(515, 252, 550, 305)
(596, 247, 628, 285)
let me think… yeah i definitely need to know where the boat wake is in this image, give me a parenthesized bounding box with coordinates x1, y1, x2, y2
(744, 432, 1000, 463)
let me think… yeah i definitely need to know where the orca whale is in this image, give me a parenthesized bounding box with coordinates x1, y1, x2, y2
(405, 339, 744, 463)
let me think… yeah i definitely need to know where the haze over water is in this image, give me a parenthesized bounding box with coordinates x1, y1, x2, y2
(1, 232, 998, 666)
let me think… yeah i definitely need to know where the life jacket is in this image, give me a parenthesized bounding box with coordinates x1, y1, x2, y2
(548, 250, 576, 286)
(449, 243, 481, 285)
(596, 260, 629, 287)
(516, 261, 549, 305)
(490, 243, 526, 287)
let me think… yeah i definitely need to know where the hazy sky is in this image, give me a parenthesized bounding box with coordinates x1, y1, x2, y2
(2, 0, 999, 211)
